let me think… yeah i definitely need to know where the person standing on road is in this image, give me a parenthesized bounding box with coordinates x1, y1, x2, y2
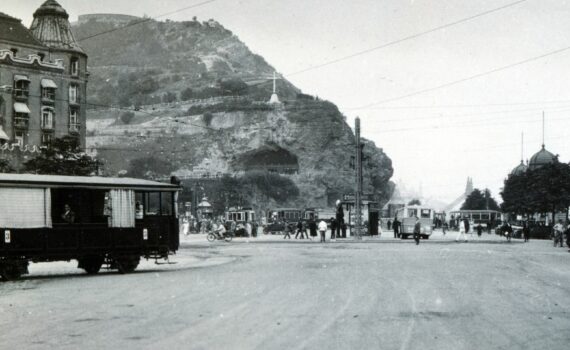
(283, 220, 292, 239)
(330, 217, 337, 241)
(335, 200, 344, 238)
(295, 219, 304, 239)
(456, 217, 468, 242)
(476, 224, 483, 239)
(553, 220, 565, 247)
(413, 216, 421, 245)
(308, 218, 317, 240)
(393, 217, 400, 238)
(522, 221, 530, 242)
(318, 219, 327, 242)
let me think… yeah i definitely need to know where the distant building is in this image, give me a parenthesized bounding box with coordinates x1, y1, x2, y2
(0, 0, 88, 167)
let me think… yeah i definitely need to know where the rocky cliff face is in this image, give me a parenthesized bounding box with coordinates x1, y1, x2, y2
(78, 16, 394, 209)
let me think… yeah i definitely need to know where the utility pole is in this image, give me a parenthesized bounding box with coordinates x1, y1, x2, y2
(355, 117, 362, 240)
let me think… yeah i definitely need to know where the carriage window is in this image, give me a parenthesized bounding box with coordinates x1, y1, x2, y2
(408, 209, 417, 217)
(472, 214, 481, 220)
(135, 192, 144, 219)
(420, 209, 431, 218)
(161, 192, 173, 216)
(481, 214, 489, 220)
(146, 192, 160, 215)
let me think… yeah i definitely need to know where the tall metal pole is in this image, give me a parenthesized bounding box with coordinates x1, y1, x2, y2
(355, 117, 362, 240)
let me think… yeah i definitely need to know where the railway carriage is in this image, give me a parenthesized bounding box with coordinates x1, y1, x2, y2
(0, 174, 181, 281)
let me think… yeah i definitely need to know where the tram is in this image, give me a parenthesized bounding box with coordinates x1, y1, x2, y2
(0, 174, 181, 281)
(449, 210, 502, 228)
(395, 205, 434, 239)
(225, 207, 256, 237)
(264, 208, 303, 234)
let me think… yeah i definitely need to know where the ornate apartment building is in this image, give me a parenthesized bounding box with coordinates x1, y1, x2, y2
(0, 0, 87, 158)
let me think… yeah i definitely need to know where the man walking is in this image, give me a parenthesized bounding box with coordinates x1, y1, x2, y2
(318, 219, 328, 242)
(283, 220, 292, 239)
(456, 217, 468, 242)
(413, 216, 421, 245)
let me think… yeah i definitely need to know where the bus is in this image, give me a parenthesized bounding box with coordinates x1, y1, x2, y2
(0, 174, 181, 281)
(395, 205, 434, 239)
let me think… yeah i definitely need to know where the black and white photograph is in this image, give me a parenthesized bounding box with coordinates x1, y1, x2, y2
(1, 0, 570, 349)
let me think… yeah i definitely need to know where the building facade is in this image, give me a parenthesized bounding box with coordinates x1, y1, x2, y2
(0, 0, 87, 164)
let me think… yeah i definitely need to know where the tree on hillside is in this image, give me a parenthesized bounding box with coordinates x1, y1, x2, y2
(461, 188, 500, 211)
(162, 91, 177, 103)
(408, 199, 421, 206)
(180, 87, 194, 101)
(120, 111, 135, 124)
(23, 136, 99, 176)
(127, 156, 176, 179)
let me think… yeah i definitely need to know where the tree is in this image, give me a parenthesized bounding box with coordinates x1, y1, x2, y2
(127, 156, 175, 179)
(180, 87, 194, 101)
(0, 158, 15, 173)
(162, 91, 177, 103)
(501, 162, 570, 218)
(461, 188, 500, 211)
(120, 111, 135, 124)
(408, 199, 421, 206)
(23, 136, 99, 176)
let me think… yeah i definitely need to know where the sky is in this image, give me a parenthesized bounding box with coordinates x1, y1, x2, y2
(5, 0, 570, 203)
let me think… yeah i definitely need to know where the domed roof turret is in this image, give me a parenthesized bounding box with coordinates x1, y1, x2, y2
(528, 145, 556, 170)
(510, 160, 528, 176)
(29, 0, 85, 54)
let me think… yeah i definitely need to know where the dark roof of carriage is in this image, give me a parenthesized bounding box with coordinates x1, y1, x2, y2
(0, 174, 180, 191)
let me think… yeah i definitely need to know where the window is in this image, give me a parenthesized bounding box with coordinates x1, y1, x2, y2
(69, 84, 78, 104)
(38, 53, 45, 61)
(10, 48, 17, 56)
(14, 131, 24, 146)
(41, 79, 57, 101)
(69, 109, 79, 133)
(13, 76, 30, 99)
(41, 133, 53, 146)
(145, 192, 161, 215)
(70, 58, 79, 76)
(41, 107, 54, 130)
(420, 209, 431, 218)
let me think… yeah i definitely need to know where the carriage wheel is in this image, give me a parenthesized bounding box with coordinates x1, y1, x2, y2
(116, 256, 140, 274)
(0, 261, 26, 281)
(79, 256, 104, 275)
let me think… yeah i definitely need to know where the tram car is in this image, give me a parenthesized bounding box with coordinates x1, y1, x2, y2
(225, 207, 256, 237)
(264, 208, 303, 234)
(0, 174, 181, 281)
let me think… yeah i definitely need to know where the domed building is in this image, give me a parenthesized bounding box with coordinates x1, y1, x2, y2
(0, 0, 88, 169)
(528, 144, 557, 170)
(510, 160, 528, 176)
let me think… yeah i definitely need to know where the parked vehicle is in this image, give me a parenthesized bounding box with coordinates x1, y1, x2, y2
(395, 205, 434, 239)
(0, 174, 181, 281)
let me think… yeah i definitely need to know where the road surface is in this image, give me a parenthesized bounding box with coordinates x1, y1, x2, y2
(1, 231, 569, 349)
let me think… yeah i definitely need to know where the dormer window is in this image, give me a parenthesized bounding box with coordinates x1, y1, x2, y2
(69, 84, 79, 104)
(70, 58, 79, 76)
(13, 75, 30, 99)
(38, 53, 45, 61)
(41, 79, 57, 101)
(10, 48, 17, 56)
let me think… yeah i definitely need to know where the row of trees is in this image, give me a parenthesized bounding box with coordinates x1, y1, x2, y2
(501, 162, 570, 218)
(461, 189, 500, 211)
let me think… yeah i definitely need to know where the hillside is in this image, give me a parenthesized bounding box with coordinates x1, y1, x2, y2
(75, 15, 394, 211)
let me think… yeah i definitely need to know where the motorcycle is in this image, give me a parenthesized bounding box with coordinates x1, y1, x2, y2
(207, 231, 233, 242)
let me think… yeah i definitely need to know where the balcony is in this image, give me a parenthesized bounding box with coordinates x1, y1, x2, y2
(14, 116, 29, 129)
(41, 122, 54, 131)
(69, 123, 81, 134)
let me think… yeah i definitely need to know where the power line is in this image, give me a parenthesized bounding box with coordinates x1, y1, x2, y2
(76, 0, 221, 42)
(285, 0, 529, 77)
(350, 45, 570, 109)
